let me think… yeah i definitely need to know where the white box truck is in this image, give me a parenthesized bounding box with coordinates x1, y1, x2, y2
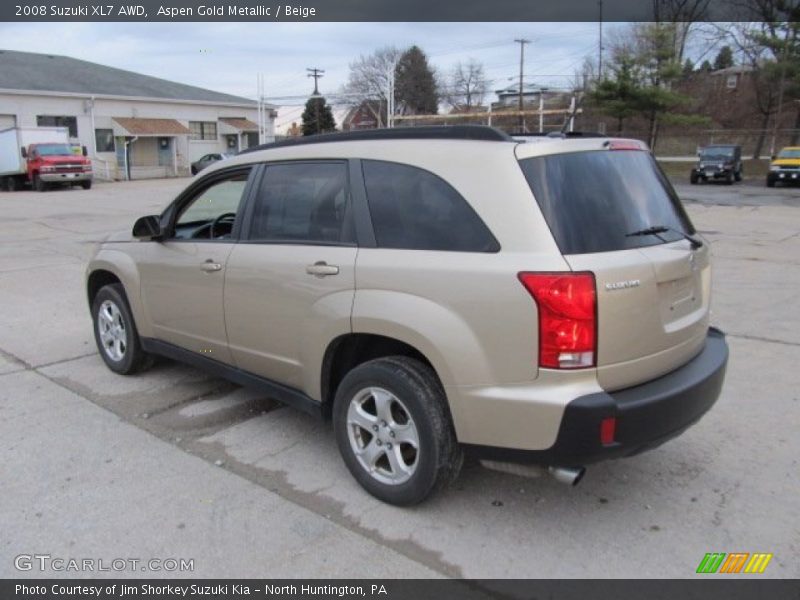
(0, 127, 93, 191)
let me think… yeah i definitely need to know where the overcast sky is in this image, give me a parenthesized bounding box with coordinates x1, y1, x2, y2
(0, 22, 606, 103)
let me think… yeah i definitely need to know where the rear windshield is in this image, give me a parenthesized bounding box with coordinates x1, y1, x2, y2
(519, 150, 695, 255)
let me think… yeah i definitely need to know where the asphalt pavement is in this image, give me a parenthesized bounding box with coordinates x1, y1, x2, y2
(1, 179, 798, 579)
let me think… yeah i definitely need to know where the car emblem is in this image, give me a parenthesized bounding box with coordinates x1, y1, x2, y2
(605, 279, 641, 291)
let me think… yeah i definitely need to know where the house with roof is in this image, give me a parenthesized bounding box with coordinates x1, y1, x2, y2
(0, 49, 276, 179)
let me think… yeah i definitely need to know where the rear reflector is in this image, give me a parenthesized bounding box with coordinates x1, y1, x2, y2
(600, 417, 616, 445)
(518, 272, 597, 369)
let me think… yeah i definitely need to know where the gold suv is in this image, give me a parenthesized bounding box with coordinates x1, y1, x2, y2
(86, 126, 728, 505)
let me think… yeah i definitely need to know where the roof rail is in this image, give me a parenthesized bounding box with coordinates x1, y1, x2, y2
(240, 125, 513, 154)
(511, 131, 610, 139)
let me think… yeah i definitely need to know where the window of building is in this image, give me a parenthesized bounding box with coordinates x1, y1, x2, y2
(94, 129, 115, 153)
(726, 74, 738, 89)
(37, 115, 78, 138)
(249, 162, 351, 244)
(189, 121, 218, 141)
(362, 160, 499, 252)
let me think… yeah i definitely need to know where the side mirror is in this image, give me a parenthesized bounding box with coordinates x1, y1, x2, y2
(21, 147, 27, 158)
(132, 215, 163, 240)
(82, 146, 88, 157)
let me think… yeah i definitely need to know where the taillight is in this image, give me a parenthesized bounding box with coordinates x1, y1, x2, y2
(518, 272, 597, 369)
(607, 140, 644, 151)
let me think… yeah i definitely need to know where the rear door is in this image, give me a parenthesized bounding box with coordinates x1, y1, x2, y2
(224, 161, 357, 393)
(517, 143, 710, 391)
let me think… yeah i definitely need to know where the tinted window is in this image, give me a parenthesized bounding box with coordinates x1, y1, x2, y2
(249, 162, 351, 244)
(362, 160, 499, 252)
(519, 150, 695, 255)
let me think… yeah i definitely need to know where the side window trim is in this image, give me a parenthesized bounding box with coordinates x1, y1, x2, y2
(239, 159, 357, 247)
(160, 164, 257, 243)
(349, 158, 377, 248)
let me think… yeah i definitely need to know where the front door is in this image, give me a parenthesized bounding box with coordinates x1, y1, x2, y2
(224, 161, 356, 393)
(138, 166, 254, 364)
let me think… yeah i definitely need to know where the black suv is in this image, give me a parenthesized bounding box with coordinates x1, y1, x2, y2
(690, 145, 742, 184)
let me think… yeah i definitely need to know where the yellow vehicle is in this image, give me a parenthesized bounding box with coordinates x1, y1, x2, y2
(767, 147, 800, 187)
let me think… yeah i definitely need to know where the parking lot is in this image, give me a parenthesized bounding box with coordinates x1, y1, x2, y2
(1, 178, 798, 579)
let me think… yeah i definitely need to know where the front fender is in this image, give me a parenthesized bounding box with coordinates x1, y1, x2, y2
(86, 249, 151, 338)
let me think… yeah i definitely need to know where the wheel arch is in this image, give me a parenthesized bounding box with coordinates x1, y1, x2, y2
(320, 333, 442, 418)
(86, 269, 122, 308)
(86, 252, 151, 338)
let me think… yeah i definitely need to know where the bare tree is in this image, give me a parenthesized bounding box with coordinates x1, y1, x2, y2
(652, 0, 713, 62)
(445, 59, 489, 111)
(341, 46, 401, 128)
(717, 12, 799, 156)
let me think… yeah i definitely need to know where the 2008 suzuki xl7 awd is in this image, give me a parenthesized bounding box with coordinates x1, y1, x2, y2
(86, 126, 728, 505)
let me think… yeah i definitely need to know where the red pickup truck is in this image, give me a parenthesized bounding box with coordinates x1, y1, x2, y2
(0, 127, 93, 191)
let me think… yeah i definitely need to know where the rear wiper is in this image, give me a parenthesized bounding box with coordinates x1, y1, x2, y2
(626, 225, 703, 249)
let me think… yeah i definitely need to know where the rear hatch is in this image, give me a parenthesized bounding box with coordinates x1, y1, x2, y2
(517, 140, 710, 391)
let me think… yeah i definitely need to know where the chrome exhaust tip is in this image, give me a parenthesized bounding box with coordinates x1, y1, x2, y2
(548, 466, 586, 486)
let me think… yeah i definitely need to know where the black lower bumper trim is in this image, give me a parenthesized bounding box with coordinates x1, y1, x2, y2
(465, 327, 729, 466)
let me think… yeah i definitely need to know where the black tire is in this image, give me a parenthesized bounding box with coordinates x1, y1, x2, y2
(191, 166, 197, 175)
(690, 172, 699, 185)
(81, 180, 92, 190)
(33, 174, 47, 192)
(766, 177, 775, 188)
(91, 283, 153, 375)
(7, 176, 21, 191)
(724, 171, 734, 185)
(333, 356, 462, 505)
(734, 168, 742, 182)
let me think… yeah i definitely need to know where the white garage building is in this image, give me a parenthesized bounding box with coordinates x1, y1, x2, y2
(0, 49, 276, 179)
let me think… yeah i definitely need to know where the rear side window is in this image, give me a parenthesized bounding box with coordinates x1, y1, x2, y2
(519, 150, 695, 255)
(249, 162, 352, 244)
(362, 160, 499, 252)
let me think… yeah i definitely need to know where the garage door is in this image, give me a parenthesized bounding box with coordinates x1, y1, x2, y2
(0, 115, 16, 130)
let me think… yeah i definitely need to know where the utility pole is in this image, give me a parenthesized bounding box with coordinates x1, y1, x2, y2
(306, 68, 325, 134)
(769, 34, 790, 157)
(306, 67, 324, 96)
(514, 38, 530, 132)
(598, 0, 603, 80)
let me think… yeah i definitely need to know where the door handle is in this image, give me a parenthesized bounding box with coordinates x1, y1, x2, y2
(306, 261, 339, 277)
(200, 259, 222, 273)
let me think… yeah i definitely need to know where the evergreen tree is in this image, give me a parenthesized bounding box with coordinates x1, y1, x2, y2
(395, 46, 439, 115)
(713, 46, 735, 70)
(301, 96, 336, 136)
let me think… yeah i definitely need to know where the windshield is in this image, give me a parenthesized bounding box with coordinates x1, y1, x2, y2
(35, 144, 74, 157)
(519, 150, 695, 255)
(777, 149, 800, 159)
(700, 148, 734, 160)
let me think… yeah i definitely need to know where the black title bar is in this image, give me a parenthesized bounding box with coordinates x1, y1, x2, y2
(0, 0, 783, 22)
(4, 579, 800, 600)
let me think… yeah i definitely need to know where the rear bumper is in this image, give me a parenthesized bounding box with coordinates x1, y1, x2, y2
(39, 172, 92, 183)
(465, 327, 728, 466)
